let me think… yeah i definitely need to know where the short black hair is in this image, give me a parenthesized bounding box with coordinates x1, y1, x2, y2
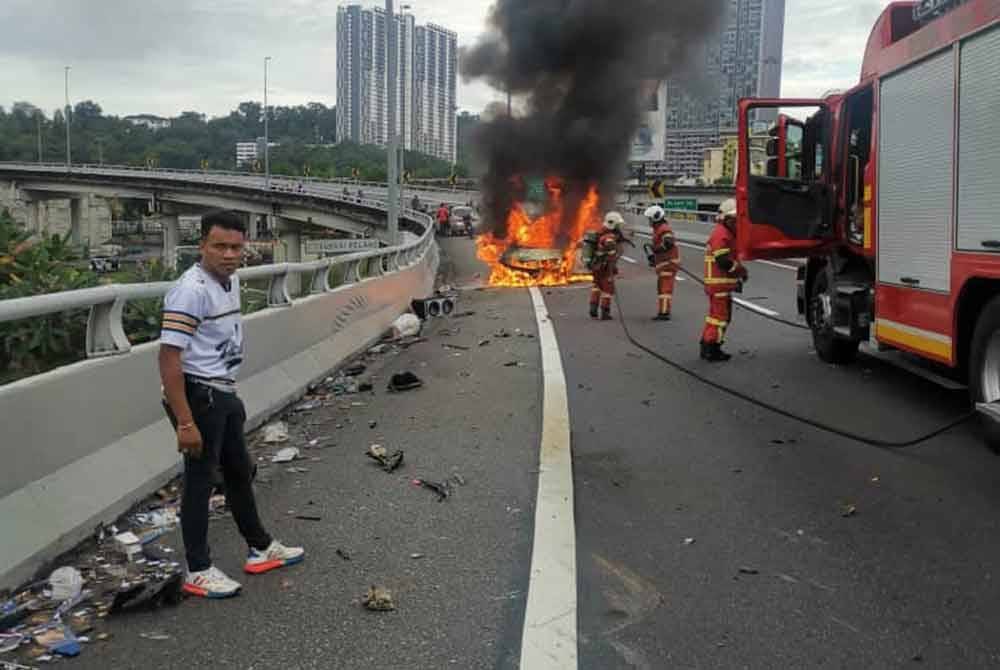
(201, 210, 246, 239)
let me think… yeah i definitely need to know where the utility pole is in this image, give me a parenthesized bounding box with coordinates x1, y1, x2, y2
(385, 0, 399, 243)
(264, 56, 272, 190)
(36, 112, 43, 163)
(64, 66, 72, 170)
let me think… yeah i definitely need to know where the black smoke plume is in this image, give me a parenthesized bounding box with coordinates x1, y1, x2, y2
(463, 0, 725, 238)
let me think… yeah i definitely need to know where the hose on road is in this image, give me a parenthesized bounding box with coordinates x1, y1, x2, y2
(614, 298, 976, 449)
(675, 264, 811, 331)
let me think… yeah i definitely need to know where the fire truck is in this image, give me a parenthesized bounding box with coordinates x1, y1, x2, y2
(735, 0, 1000, 446)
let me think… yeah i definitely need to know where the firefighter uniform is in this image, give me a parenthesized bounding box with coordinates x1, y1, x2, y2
(652, 221, 679, 319)
(700, 199, 746, 361)
(590, 212, 625, 320)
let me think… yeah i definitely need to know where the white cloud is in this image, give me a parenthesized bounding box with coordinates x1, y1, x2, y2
(0, 0, 897, 118)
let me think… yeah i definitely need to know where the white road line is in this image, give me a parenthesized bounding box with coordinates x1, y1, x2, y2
(621, 256, 638, 264)
(522, 287, 578, 670)
(756, 259, 800, 271)
(733, 297, 780, 317)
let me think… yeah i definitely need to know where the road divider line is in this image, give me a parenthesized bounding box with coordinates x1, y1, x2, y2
(521, 287, 578, 670)
(756, 259, 800, 271)
(733, 297, 780, 318)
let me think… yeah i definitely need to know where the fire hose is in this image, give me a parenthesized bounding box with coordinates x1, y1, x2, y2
(613, 268, 976, 449)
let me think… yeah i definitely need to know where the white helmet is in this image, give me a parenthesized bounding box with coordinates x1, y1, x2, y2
(644, 205, 665, 223)
(718, 198, 737, 218)
(603, 211, 625, 231)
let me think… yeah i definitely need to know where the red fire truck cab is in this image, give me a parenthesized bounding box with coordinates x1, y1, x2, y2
(736, 0, 1000, 446)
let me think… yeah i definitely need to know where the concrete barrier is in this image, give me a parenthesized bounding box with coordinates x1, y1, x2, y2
(0, 246, 438, 590)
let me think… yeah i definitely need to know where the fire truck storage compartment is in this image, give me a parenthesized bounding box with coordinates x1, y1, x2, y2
(877, 47, 954, 293)
(958, 24, 1000, 253)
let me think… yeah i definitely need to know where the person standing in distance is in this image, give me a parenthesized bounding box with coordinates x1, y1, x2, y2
(159, 210, 305, 599)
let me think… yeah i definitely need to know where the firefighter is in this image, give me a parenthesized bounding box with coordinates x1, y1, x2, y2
(644, 205, 679, 321)
(589, 212, 626, 321)
(700, 198, 747, 362)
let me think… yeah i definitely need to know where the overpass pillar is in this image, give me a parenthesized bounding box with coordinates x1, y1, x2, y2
(276, 218, 302, 296)
(161, 213, 180, 272)
(69, 198, 85, 248)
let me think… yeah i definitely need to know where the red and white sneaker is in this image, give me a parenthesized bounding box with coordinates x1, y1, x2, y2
(183, 566, 242, 598)
(244, 540, 305, 575)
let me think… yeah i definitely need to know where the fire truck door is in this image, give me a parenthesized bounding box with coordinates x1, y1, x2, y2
(736, 100, 834, 261)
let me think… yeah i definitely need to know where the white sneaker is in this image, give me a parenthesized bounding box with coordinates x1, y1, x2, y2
(244, 540, 305, 575)
(183, 566, 242, 599)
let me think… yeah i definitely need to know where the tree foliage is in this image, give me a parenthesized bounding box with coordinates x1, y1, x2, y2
(0, 100, 465, 180)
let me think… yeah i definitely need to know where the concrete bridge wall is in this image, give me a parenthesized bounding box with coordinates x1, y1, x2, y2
(0, 246, 438, 590)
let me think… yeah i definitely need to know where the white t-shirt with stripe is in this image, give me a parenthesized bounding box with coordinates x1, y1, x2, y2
(160, 264, 245, 381)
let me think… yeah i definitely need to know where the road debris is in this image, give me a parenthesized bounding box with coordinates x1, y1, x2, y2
(366, 445, 405, 473)
(47, 568, 83, 603)
(294, 515, 323, 522)
(410, 553, 425, 560)
(138, 632, 171, 641)
(294, 399, 323, 413)
(413, 478, 451, 502)
(842, 504, 858, 518)
(272, 447, 300, 464)
(494, 328, 512, 338)
(336, 549, 352, 562)
(683, 538, 696, 546)
(109, 574, 182, 615)
(478, 339, 491, 347)
(503, 361, 522, 368)
(453, 310, 476, 318)
(442, 343, 471, 351)
(738, 567, 760, 575)
(369, 420, 378, 429)
(263, 421, 290, 444)
(388, 372, 423, 392)
(391, 313, 422, 339)
(344, 363, 367, 377)
(362, 586, 396, 612)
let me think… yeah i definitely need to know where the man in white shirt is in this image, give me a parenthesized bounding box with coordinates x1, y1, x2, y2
(159, 210, 304, 599)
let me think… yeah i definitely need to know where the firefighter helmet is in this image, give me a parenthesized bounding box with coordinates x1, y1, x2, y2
(603, 211, 625, 231)
(644, 205, 665, 223)
(718, 198, 737, 218)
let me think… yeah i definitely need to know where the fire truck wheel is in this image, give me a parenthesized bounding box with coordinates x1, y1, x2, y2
(968, 297, 1000, 452)
(809, 271, 859, 365)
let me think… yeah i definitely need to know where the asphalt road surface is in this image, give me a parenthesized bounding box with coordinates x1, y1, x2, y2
(51, 235, 1000, 669)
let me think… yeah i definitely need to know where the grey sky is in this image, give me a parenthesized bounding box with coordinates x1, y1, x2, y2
(0, 0, 892, 119)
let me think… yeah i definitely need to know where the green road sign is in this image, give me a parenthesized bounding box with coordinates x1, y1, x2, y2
(664, 198, 698, 211)
(524, 177, 547, 203)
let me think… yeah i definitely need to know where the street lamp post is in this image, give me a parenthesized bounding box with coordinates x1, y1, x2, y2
(264, 56, 272, 190)
(64, 66, 72, 170)
(385, 0, 399, 243)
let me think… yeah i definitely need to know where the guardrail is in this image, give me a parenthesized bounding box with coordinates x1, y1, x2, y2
(0, 205, 435, 357)
(623, 205, 717, 227)
(0, 161, 479, 196)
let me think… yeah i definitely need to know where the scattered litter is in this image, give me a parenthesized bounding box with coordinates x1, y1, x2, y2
(410, 553, 425, 560)
(738, 567, 760, 575)
(388, 372, 423, 392)
(683, 538, 696, 546)
(366, 445, 405, 472)
(478, 339, 491, 347)
(453, 310, 476, 318)
(280, 579, 294, 591)
(263, 422, 290, 444)
(413, 478, 451, 502)
(294, 399, 323, 413)
(443, 343, 471, 351)
(114, 532, 143, 562)
(139, 632, 171, 641)
(33, 626, 80, 657)
(391, 313, 422, 339)
(336, 549, 352, 562)
(503, 361, 522, 368)
(294, 515, 322, 522)
(870, 476, 880, 483)
(0, 661, 38, 670)
(272, 447, 300, 464)
(286, 467, 309, 474)
(369, 420, 378, 429)
(494, 328, 511, 338)
(308, 439, 319, 447)
(48, 567, 84, 602)
(449, 473, 467, 487)
(368, 344, 388, 355)
(842, 504, 858, 518)
(344, 363, 367, 377)
(362, 586, 396, 612)
(0, 633, 26, 653)
(109, 574, 182, 614)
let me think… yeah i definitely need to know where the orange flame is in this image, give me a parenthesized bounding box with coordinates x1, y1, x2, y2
(476, 180, 602, 287)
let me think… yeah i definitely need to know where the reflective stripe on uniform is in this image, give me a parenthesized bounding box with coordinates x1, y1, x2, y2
(705, 317, 729, 327)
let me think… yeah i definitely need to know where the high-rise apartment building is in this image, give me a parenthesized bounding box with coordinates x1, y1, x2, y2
(663, 0, 785, 179)
(336, 4, 457, 163)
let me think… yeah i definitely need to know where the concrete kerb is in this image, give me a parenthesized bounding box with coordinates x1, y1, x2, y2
(0, 254, 437, 591)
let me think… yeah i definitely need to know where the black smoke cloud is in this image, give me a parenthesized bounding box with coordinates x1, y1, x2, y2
(462, 0, 725, 238)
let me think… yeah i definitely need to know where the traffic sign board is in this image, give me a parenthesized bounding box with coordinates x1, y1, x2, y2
(648, 180, 666, 199)
(664, 198, 697, 211)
